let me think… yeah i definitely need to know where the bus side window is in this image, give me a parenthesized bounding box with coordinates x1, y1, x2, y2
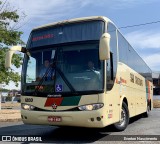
(110, 53, 113, 80)
(107, 22, 118, 91)
(107, 52, 114, 90)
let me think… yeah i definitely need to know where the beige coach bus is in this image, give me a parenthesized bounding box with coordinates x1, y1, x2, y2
(5, 16, 153, 131)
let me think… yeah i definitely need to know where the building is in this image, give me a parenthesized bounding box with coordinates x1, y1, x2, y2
(152, 72, 160, 98)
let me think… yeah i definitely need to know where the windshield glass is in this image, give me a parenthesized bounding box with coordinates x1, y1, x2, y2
(22, 42, 104, 96)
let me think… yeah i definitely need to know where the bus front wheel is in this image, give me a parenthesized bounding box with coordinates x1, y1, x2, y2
(113, 102, 129, 131)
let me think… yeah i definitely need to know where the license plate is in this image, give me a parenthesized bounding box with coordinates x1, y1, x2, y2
(48, 116, 62, 122)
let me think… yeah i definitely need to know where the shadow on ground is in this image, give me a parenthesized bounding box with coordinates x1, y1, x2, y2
(0, 114, 144, 143)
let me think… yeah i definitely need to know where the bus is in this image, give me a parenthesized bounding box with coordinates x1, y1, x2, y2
(5, 16, 153, 131)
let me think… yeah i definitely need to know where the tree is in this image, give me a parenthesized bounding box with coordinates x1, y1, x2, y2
(0, 0, 26, 87)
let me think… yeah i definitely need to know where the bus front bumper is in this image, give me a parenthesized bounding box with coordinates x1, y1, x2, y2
(21, 109, 106, 128)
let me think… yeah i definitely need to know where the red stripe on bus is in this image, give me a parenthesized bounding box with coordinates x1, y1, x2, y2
(44, 98, 63, 107)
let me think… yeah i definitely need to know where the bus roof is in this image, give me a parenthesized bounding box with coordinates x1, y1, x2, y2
(33, 16, 112, 31)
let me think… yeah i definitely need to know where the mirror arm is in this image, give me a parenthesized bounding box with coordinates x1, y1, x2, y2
(21, 47, 31, 56)
(5, 46, 30, 68)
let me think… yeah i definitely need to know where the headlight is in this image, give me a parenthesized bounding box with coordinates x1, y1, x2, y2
(78, 103, 104, 111)
(21, 104, 35, 110)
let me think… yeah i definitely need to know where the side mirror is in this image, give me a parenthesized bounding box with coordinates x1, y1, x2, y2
(99, 33, 111, 60)
(5, 46, 22, 68)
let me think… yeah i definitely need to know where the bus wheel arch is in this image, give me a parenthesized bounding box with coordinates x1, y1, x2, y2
(149, 100, 152, 111)
(123, 97, 128, 107)
(144, 99, 151, 117)
(113, 99, 129, 131)
(120, 97, 129, 118)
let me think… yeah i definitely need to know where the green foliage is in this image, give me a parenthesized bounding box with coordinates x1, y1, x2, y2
(0, 0, 25, 87)
(1, 88, 9, 92)
(0, 0, 24, 45)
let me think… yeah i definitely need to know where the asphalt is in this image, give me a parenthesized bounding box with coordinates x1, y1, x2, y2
(0, 109, 160, 143)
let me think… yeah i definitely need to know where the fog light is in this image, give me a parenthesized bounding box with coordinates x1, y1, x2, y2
(91, 118, 94, 122)
(97, 117, 101, 121)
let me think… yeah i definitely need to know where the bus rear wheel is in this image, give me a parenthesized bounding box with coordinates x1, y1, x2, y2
(113, 102, 129, 131)
(143, 104, 150, 117)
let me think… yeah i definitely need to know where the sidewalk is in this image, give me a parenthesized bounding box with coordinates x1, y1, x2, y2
(153, 99, 160, 108)
(0, 109, 21, 122)
(0, 102, 21, 122)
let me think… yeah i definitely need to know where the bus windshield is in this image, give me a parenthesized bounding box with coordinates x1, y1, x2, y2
(22, 43, 104, 96)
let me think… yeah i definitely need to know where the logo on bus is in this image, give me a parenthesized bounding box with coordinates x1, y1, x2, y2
(47, 94, 62, 98)
(52, 103, 57, 109)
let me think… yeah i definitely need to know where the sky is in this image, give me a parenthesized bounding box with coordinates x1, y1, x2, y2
(5, 0, 160, 89)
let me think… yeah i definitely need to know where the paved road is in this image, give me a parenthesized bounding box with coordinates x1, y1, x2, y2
(0, 109, 160, 143)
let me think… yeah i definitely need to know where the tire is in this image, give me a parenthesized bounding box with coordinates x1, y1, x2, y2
(113, 102, 129, 131)
(143, 105, 150, 117)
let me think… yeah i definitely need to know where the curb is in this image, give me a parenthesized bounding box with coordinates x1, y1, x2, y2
(0, 118, 22, 122)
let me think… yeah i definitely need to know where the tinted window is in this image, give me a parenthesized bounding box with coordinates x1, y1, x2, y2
(27, 21, 104, 48)
(107, 23, 118, 90)
(118, 31, 152, 81)
(118, 32, 128, 65)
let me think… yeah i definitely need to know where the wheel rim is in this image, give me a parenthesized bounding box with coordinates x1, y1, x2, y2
(117, 108, 126, 127)
(147, 105, 150, 113)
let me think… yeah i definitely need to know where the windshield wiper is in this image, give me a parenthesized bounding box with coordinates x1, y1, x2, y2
(53, 48, 76, 93)
(35, 64, 54, 93)
(55, 66, 76, 92)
